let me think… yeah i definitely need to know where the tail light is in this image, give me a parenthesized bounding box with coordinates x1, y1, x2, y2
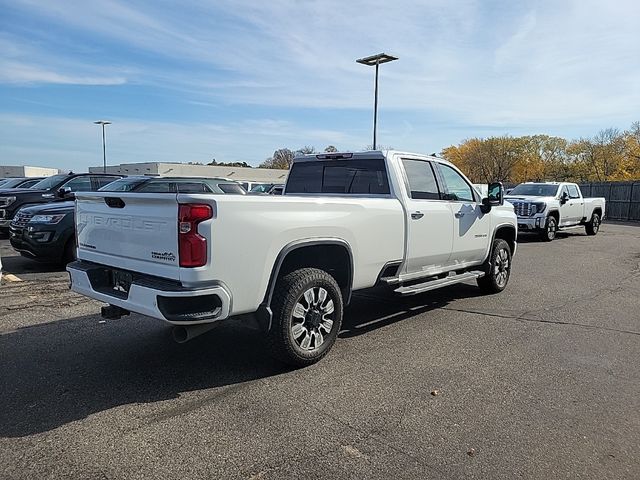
(178, 204, 213, 267)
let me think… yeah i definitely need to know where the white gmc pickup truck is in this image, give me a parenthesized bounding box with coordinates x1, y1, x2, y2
(68, 151, 517, 366)
(505, 182, 605, 241)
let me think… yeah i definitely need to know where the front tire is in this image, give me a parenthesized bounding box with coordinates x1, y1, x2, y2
(585, 212, 600, 236)
(477, 238, 512, 294)
(268, 268, 343, 367)
(539, 216, 557, 242)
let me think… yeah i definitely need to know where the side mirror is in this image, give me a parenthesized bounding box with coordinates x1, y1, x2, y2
(560, 192, 569, 204)
(57, 186, 73, 198)
(481, 182, 503, 214)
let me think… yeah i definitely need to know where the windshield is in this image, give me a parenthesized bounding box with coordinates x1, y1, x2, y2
(508, 184, 559, 197)
(29, 174, 69, 190)
(98, 177, 150, 192)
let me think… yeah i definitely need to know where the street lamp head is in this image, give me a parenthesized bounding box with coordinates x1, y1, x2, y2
(94, 120, 112, 125)
(356, 53, 398, 66)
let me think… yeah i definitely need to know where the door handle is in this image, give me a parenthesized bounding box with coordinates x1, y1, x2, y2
(454, 211, 464, 218)
(411, 211, 424, 220)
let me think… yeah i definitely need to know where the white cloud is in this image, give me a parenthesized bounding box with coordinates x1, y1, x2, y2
(0, 114, 363, 170)
(0, 61, 126, 85)
(6, 0, 638, 124)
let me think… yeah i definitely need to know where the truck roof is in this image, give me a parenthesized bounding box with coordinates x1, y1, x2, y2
(293, 150, 444, 164)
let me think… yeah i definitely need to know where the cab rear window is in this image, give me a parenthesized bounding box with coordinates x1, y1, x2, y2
(286, 159, 390, 195)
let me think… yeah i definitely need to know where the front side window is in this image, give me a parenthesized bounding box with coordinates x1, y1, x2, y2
(567, 185, 580, 199)
(559, 186, 570, 199)
(99, 177, 149, 191)
(175, 182, 211, 193)
(438, 164, 475, 202)
(93, 176, 122, 189)
(218, 183, 246, 194)
(402, 159, 440, 200)
(61, 176, 93, 192)
(137, 181, 173, 193)
(286, 159, 390, 195)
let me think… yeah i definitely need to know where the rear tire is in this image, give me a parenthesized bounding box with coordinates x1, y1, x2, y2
(539, 216, 557, 242)
(585, 212, 600, 236)
(267, 268, 343, 367)
(477, 239, 512, 294)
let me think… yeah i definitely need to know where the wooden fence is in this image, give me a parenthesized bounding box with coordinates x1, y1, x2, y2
(578, 181, 640, 221)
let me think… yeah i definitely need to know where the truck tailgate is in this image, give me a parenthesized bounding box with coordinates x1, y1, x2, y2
(75, 192, 181, 280)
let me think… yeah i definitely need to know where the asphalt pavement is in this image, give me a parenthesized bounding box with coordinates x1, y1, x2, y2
(1, 223, 639, 479)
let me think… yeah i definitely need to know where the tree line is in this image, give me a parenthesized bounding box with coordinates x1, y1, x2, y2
(440, 122, 640, 184)
(220, 121, 640, 184)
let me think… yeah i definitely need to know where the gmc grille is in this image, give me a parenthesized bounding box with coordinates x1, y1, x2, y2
(512, 202, 533, 217)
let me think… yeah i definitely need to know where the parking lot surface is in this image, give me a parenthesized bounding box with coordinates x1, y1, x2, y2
(1, 224, 639, 479)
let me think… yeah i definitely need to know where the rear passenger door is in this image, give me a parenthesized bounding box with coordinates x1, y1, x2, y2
(401, 158, 454, 276)
(565, 184, 584, 224)
(435, 163, 491, 265)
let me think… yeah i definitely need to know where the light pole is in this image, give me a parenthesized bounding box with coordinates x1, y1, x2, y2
(94, 120, 112, 173)
(356, 53, 398, 150)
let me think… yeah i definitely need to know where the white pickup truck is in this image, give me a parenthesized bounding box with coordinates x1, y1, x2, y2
(68, 151, 517, 366)
(505, 182, 605, 241)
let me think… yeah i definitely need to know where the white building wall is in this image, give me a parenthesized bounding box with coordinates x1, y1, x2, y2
(0, 166, 59, 177)
(89, 162, 288, 183)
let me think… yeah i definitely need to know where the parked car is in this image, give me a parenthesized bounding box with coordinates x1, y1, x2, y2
(0, 173, 123, 234)
(505, 182, 605, 241)
(0, 177, 44, 190)
(68, 150, 517, 366)
(9, 176, 247, 265)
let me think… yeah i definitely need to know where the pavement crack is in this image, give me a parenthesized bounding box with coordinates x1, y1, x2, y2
(442, 307, 640, 337)
(324, 412, 447, 476)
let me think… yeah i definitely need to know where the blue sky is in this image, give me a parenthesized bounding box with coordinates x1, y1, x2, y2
(1, 0, 639, 171)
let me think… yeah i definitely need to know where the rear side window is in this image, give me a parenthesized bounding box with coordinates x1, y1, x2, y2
(402, 159, 440, 200)
(567, 184, 580, 199)
(286, 159, 390, 195)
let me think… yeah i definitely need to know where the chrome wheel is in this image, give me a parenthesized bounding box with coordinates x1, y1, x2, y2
(494, 247, 510, 288)
(547, 218, 557, 240)
(291, 287, 335, 352)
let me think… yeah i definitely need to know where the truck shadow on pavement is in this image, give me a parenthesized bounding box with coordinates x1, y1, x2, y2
(0, 251, 65, 275)
(0, 284, 480, 438)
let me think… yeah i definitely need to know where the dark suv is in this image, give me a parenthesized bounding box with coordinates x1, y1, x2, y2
(9, 176, 245, 264)
(0, 173, 122, 234)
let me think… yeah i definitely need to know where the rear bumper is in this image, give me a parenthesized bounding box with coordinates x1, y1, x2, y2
(67, 261, 232, 325)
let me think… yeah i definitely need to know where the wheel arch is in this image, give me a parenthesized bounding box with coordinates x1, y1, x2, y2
(256, 239, 354, 331)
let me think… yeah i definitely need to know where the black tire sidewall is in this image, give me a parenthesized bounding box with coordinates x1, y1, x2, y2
(478, 239, 511, 293)
(587, 213, 600, 235)
(542, 216, 556, 241)
(270, 268, 343, 366)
